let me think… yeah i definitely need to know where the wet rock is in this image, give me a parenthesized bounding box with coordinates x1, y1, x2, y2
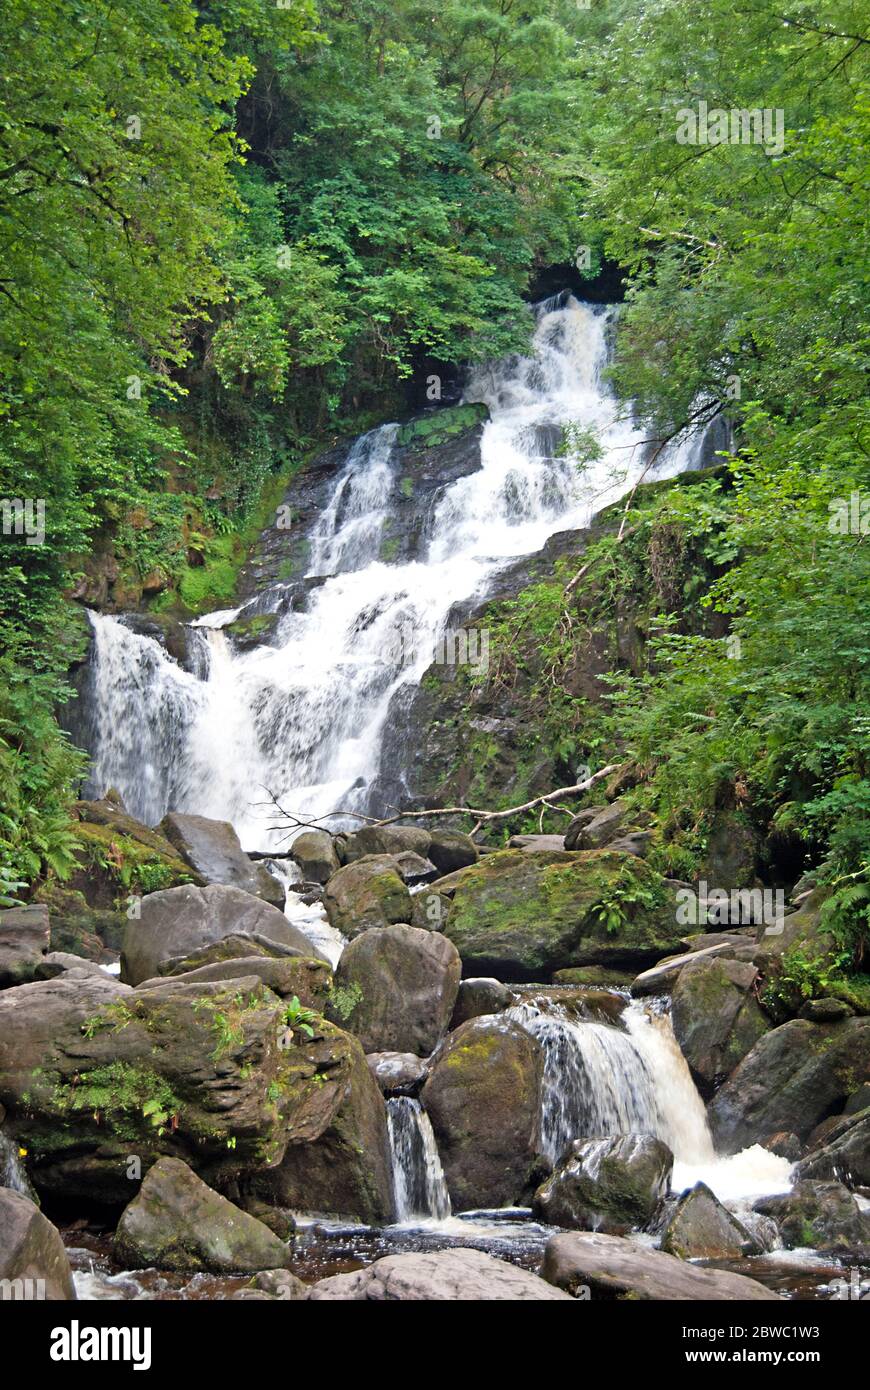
(0, 1187, 76, 1299)
(441, 849, 684, 980)
(137, 954, 332, 1010)
(308, 1247, 572, 1301)
(796, 1111, 870, 1189)
(330, 924, 461, 1055)
(707, 1017, 870, 1152)
(631, 942, 737, 997)
(114, 1157, 294, 1273)
(233, 1268, 309, 1300)
(763, 1131, 803, 1162)
(159, 813, 284, 907)
(121, 883, 318, 985)
(542, 1231, 781, 1300)
(754, 1181, 870, 1251)
(421, 1016, 543, 1209)
(533, 1134, 673, 1234)
(671, 955, 769, 1094)
(339, 825, 431, 864)
(426, 829, 479, 874)
(798, 998, 853, 1022)
(288, 830, 340, 884)
(322, 855, 412, 938)
(366, 1051, 429, 1096)
(0, 905, 50, 988)
(661, 1181, 759, 1258)
(552, 965, 636, 989)
(449, 977, 513, 1028)
(393, 851, 439, 884)
(844, 1084, 870, 1115)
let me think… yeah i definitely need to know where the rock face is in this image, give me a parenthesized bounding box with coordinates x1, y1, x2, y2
(0, 905, 50, 988)
(661, 1182, 758, 1259)
(322, 856, 412, 937)
(420, 1016, 543, 1209)
(159, 813, 284, 907)
(137, 955, 332, 1010)
(671, 956, 769, 1093)
(441, 849, 683, 980)
(332, 925, 461, 1055)
(309, 1248, 572, 1301)
(542, 1231, 781, 1301)
(0, 1187, 76, 1299)
(449, 977, 513, 1028)
(796, 1110, 869, 1189)
(754, 1181, 870, 1251)
(708, 1017, 870, 1152)
(251, 1019, 394, 1223)
(121, 883, 318, 985)
(113, 1157, 294, 1273)
(289, 830, 340, 884)
(533, 1135, 673, 1234)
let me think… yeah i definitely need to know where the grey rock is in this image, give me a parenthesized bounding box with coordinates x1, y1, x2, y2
(159, 812, 284, 906)
(534, 1134, 673, 1234)
(308, 1248, 573, 1301)
(0, 1187, 76, 1299)
(332, 924, 461, 1055)
(542, 1231, 781, 1301)
(0, 905, 50, 988)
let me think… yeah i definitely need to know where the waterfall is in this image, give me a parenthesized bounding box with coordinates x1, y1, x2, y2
(386, 1097, 451, 1222)
(0, 1130, 37, 1200)
(265, 858, 347, 968)
(79, 297, 712, 846)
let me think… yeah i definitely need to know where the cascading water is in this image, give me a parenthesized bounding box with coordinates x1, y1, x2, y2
(0, 1129, 36, 1200)
(79, 297, 709, 849)
(386, 1097, 451, 1222)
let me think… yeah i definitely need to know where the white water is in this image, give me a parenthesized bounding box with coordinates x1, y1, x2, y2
(265, 858, 347, 968)
(386, 1097, 451, 1222)
(82, 297, 707, 849)
(0, 1129, 37, 1200)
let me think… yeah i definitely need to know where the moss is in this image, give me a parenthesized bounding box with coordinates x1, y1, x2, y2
(53, 1062, 182, 1137)
(396, 401, 488, 448)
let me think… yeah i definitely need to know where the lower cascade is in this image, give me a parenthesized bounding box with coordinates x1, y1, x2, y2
(386, 1098, 452, 1223)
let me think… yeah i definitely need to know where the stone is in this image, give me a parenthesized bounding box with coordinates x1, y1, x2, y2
(34, 952, 106, 980)
(671, 955, 769, 1094)
(449, 977, 513, 1028)
(661, 1181, 759, 1258)
(420, 1016, 543, 1209)
(0, 905, 50, 988)
(331, 924, 461, 1055)
(764, 1132, 803, 1162)
(552, 965, 636, 989)
(631, 942, 737, 997)
(441, 849, 684, 980)
(340, 825, 432, 863)
(322, 855, 412, 938)
(137, 954, 332, 1010)
(159, 813, 284, 907)
(426, 829, 479, 874)
(121, 883, 319, 985)
(562, 807, 599, 850)
(567, 800, 628, 851)
(507, 834, 567, 852)
(113, 1157, 294, 1272)
(798, 998, 853, 1022)
(366, 1052, 429, 1096)
(233, 1268, 309, 1300)
(607, 832, 652, 858)
(754, 1181, 870, 1251)
(392, 851, 439, 884)
(796, 1111, 870, 1189)
(542, 1231, 781, 1301)
(708, 1017, 870, 1152)
(0, 1187, 77, 1299)
(533, 1134, 673, 1234)
(289, 830, 340, 884)
(308, 1248, 572, 1301)
(699, 811, 758, 891)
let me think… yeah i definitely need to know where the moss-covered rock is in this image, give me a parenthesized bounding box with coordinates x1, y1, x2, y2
(442, 849, 683, 981)
(533, 1134, 673, 1235)
(753, 1181, 870, 1252)
(396, 402, 489, 449)
(322, 855, 412, 938)
(671, 955, 770, 1095)
(661, 1181, 759, 1259)
(67, 796, 200, 913)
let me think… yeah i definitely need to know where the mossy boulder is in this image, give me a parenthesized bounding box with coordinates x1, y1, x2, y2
(396, 401, 489, 449)
(533, 1134, 673, 1235)
(322, 855, 412, 938)
(0, 905, 50, 987)
(661, 1181, 759, 1259)
(331, 924, 461, 1055)
(753, 1181, 870, 1252)
(137, 954, 332, 1010)
(671, 956, 770, 1095)
(420, 1016, 543, 1209)
(69, 796, 200, 909)
(441, 849, 684, 981)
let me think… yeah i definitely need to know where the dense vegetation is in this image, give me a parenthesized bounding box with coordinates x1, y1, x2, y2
(1, 0, 868, 987)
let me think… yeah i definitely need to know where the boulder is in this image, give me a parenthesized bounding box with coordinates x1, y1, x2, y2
(251, 1019, 394, 1223)
(0, 905, 50, 988)
(754, 1181, 870, 1251)
(331, 925, 460, 1055)
(158, 932, 302, 975)
(233, 1268, 310, 1300)
(507, 834, 567, 852)
(606, 832, 652, 858)
(393, 851, 439, 884)
(159, 813, 284, 907)
(0, 1187, 76, 1299)
(420, 1016, 543, 1209)
(699, 811, 758, 891)
(442, 850, 684, 980)
(426, 829, 479, 874)
(322, 856, 411, 938)
(542, 1231, 781, 1301)
(339, 825, 431, 864)
(113, 1157, 294, 1272)
(796, 1110, 870, 1189)
(567, 800, 628, 851)
(799, 998, 853, 1022)
(671, 956, 769, 1094)
(708, 1017, 870, 1152)
(631, 942, 740, 996)
(764, 1131, 803, 1162)
(533, 1134, 673, 1234)
(308, 1248, 572, 1301)
(563, 807, 599, 851)
(366, 1052, 429, 1096)
(552, 965, 636, 989)
(121, 883, 319, 985)
(661, 1182, 759, 1258)
(34, 952, 106, 981)
(289, 829, 340, 884)
(137, 955, 332, 1010)
(449, 977, 513, 1028)
(69, 797, 202, 909)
